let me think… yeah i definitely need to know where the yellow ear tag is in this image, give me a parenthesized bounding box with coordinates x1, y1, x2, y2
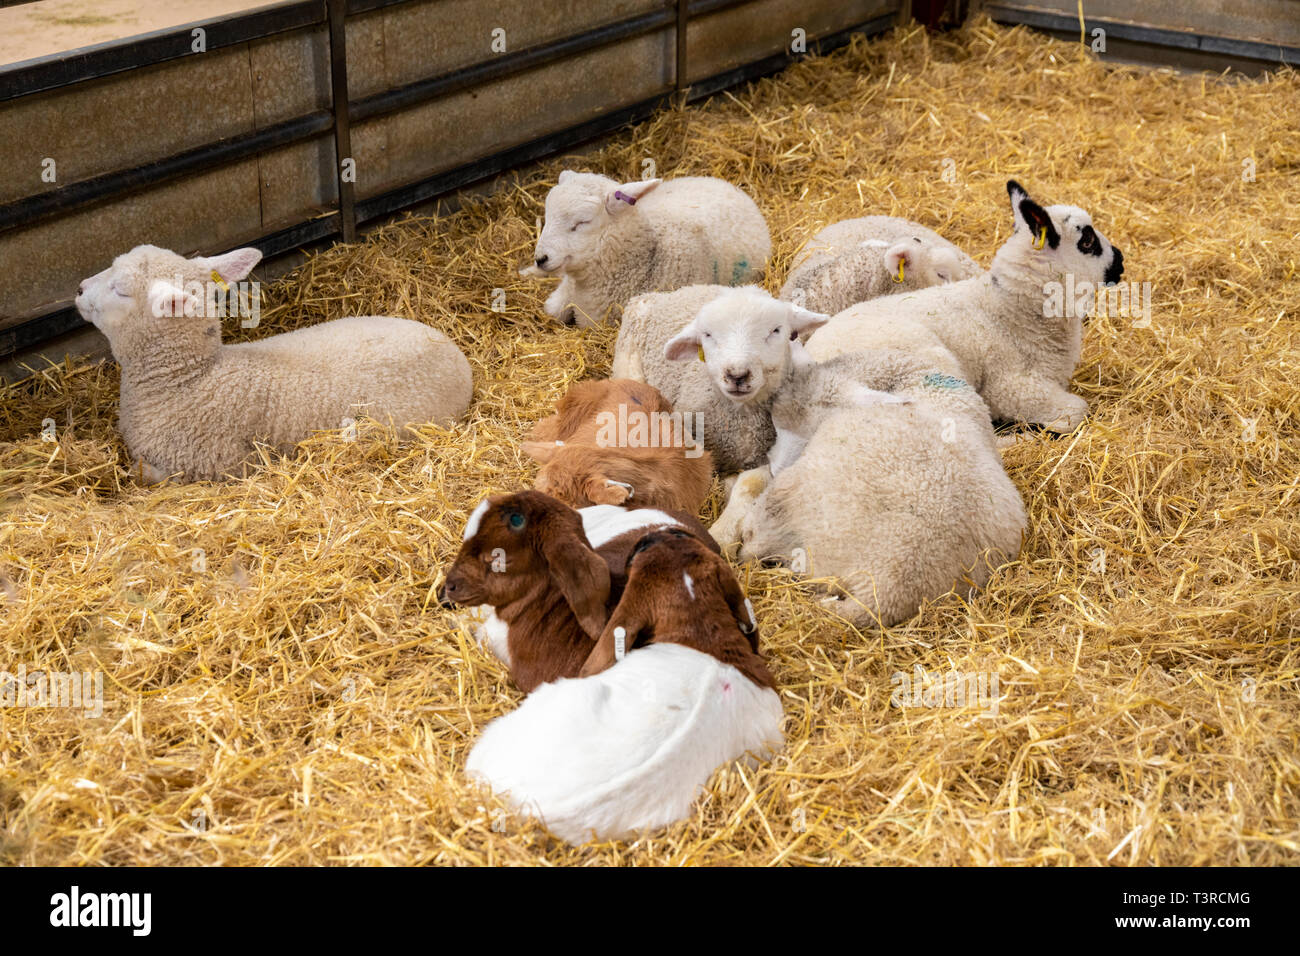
(1032, 227, 1047, 251)
(210, 270, 229, 291)
(894, 259, 905, 283)
(697, 345, 706, 362)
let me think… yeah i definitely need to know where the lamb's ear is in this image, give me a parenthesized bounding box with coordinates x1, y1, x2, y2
(583, 475, 631, 505)
(1006, 180, 1059, 250)
(884, 241, 920, 282)
(605, 178, 660, 215)
(558, 169, 577, 184)
(538, 519, 611, 638)
(663, 322, 702, 361)
(789, 304, 830, 338)
(148, 280, 200, 318)
(521, 440, 561, 463)
(202, 247, 262, 284)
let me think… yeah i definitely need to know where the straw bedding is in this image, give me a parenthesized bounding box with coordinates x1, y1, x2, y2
(1, 18, 1297, 865)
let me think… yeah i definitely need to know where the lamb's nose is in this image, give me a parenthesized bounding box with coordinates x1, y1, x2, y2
(535, 255, 549, 268)
(725, 369, 751, 388)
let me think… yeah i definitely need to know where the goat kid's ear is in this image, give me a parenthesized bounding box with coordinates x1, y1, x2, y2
(202, 247, 262, 284)
(605, 178, 660, 215)
(521, 440, 561, 463)
(664, 321, 702, 361)
(1006, 180, 1059, 250)
(540, 524, 612, 638)
(148, 280, 201, 318)
(584, 475, 631, 505)
(789, 304, 830, 337)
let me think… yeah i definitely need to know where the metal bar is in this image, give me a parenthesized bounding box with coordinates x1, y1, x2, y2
(349, 7, 676, 123)
(0, 111, 335, 236)
(676, 0, 690, 92)
(326, 0, 357, 243)
(0, 0, 325, 102)
(688, 0, 756, 17)
(984, 4, 1300, 66)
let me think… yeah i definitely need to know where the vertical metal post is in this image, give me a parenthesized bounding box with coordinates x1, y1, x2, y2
(675, 0, 690, 96)
(327, 0, 357, 243)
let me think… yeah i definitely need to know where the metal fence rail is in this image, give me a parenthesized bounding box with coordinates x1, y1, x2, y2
(0, 0, 901, 363)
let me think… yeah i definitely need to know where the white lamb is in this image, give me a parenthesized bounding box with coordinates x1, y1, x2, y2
(779, 215, 982, 315)
(805, 181, 1124, 432)
(611, 284, 901, 475)
(525, 170, 771, 327)
(728, 349, 1027, 628)
(75, 244, 473, 482)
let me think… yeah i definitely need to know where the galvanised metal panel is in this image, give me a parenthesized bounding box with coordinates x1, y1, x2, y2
(250, 26, 332, 127)
(0, 44, 255, 206)
(0, 160, 262, 324)
(686, 0, 899, 83)
(983, 0, 1300, 47)
(351, 28, 673, 199)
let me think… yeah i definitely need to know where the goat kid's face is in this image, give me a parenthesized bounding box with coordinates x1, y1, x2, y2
(441, 491, 612, 637)
(663, 289, 829, 405)
(74, 244, 262, 342)
(1002, 180, 1124, 292)
(532, 170, 661, 278)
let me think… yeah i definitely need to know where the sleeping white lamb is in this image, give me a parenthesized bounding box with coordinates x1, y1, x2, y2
(805, 181, 1124, 432)
(524, 170, 771, 327)
(75, 244, 473, 482)
(779, 215, 982, 315)
(730, 349, 1027, 628)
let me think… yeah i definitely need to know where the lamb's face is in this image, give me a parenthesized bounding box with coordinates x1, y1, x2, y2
(531, 170, 660, 276)
(998, 181, 1124, 298)
(75, 245, 189, 338)
(75, 244, 263, 344)
(736, 494, 790, 566)
(663, 288, 829, 406)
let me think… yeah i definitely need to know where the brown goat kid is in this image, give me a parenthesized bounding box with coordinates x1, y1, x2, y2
(523, 378, 713, 514)
(441, 491, 716, 693)
(580, 527, 775, 691)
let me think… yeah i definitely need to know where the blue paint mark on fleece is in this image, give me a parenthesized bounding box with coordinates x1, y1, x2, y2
(730, 258, 749, 284)
(922, 373, 968, 390)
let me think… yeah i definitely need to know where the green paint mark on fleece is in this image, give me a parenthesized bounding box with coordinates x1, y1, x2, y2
(712, 260, 720, 283)
(922, 373, 968, 390)
(730, 258, 749, 284)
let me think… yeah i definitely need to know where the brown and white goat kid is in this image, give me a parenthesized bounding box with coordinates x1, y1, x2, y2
(522, 378, 713, 515)
(465, 526, 783, 845)
(439, 490, 715, 692)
